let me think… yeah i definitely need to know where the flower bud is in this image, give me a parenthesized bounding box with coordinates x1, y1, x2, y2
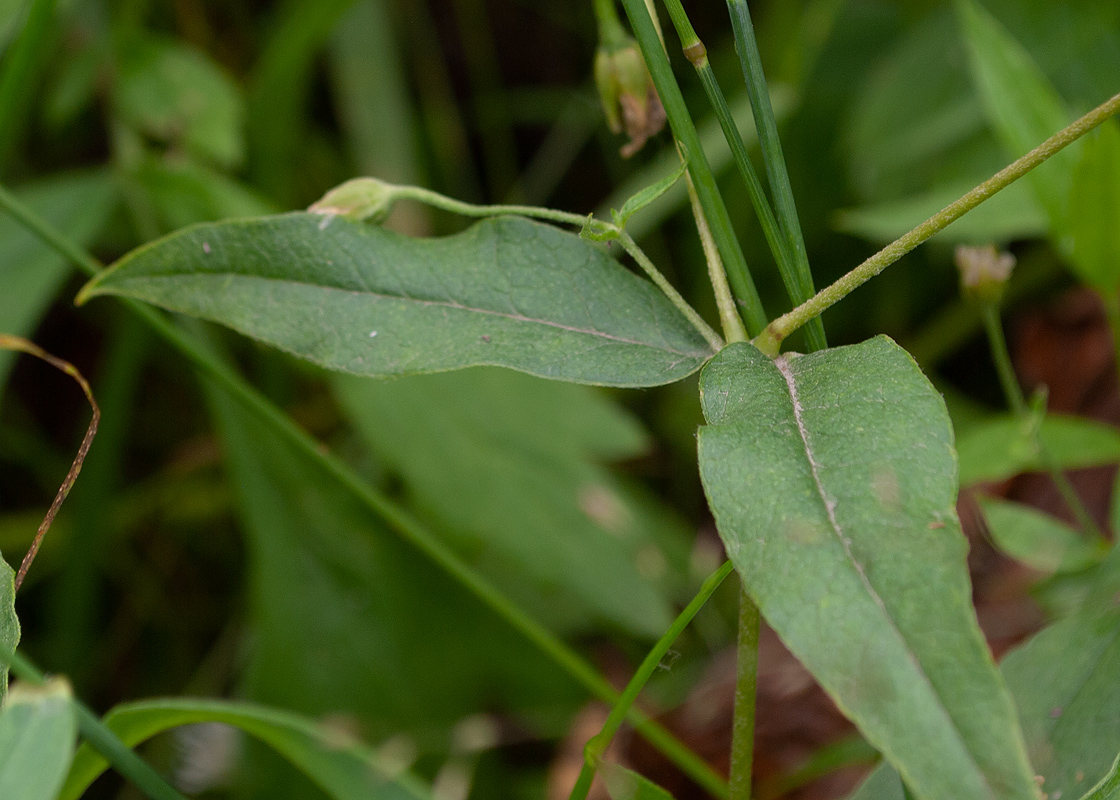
(594, 40, 666, 158)
(955, 244, 1016, 304)
(309, 177, 399, 223)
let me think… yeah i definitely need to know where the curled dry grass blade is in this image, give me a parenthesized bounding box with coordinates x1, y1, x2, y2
(0, 335, 100, 591)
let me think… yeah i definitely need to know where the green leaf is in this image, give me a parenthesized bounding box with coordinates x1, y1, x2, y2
(977, 497, 1105, 574)
(957, 0, 1079, 240)
(698, 338, 1036, 800)
(115, 36, 245, 168)
(850, 545, 1120, 800)
(956, 414, 1120, 486)
(0, 557, 15, 699)
(0, 171, 118, 398)
(1081, 752, 1120, 800)
(835, 179, 1047, 245)
(333, 368, 688, 637)
(1000, 584, 1120, 799)
(0, 678, 77, 800)
(203, 379, 579, 749)
(613, 157, 689, 232)
(60, 698, 430, 800)
(600, 762, 676, 800)
(78, 213, 713, 387)
(1068, 121, 1120, 293)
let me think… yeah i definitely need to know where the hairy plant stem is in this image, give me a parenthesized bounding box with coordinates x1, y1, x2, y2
(729, 589, 760, 800)
(388, 184, 724, 350)
(619, 0, 767, 335)
(0, 182, 729, 799)
(1, 648, 189, 800)
(755, 91, 1120, 356)
(659, 0, 826, 352)
(568, 561, 735, 800)
(686, 173, 747, 343)
(982, 303, 1104, 540)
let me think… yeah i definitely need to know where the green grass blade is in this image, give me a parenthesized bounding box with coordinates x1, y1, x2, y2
(618, 0, 767, 336)
(568, 561, 734, 800)
(725, 0, 825, 351)
(0, 0, 58, 167)
(659, 0, 824, 351)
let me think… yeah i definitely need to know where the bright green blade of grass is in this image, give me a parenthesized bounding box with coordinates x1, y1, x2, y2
(618, 0, 767, 335)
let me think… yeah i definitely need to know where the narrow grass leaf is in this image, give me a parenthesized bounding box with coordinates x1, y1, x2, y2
(78, 213, 713, 387)
(698, 338, 1036, 800)
(60, 698, 430, 800)
(956, 415, 1120, 486)
(0, 678, 77, 800)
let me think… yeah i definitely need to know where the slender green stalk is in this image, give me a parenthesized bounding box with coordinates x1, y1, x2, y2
(658, 0, 826, 351)
(980, 305, 1027, 417)
(729, 589, 760, 800)
(386, 184, 724, 350)
(755, 91, 1120, 356)
(0, 182, 728, 799)
(725, 0, 824, 354)
(619, 0, 768, 335)
(1, 649, 188, 800)
(686, 173, 747, 342)
(618, 232, 724, 350)
(982, 304, 1103, 540)
(0, 0, 59, 166)
(568, 560, 735, 800)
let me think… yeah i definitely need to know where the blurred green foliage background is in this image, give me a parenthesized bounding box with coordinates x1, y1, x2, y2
(1, 0, 1118, 798)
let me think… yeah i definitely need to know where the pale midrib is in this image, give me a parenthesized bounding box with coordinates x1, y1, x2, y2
(773, 354, 996, 800)
(117, 274, 709, 360)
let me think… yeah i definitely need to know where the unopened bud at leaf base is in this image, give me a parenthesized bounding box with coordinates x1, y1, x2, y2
(309, 177, 399, 223)
(955, 244, 1016, 304)
(594, 40, 666, 159)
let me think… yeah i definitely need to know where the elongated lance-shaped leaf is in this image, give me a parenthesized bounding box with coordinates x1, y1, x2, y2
(698, 338, 1037, 800)
(77, 213, 713, 387)
(61, 698, 431, 800)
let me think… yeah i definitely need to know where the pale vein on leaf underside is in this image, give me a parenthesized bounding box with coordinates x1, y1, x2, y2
(772, 353, 994, 799)
(187, 275, 710, 358)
